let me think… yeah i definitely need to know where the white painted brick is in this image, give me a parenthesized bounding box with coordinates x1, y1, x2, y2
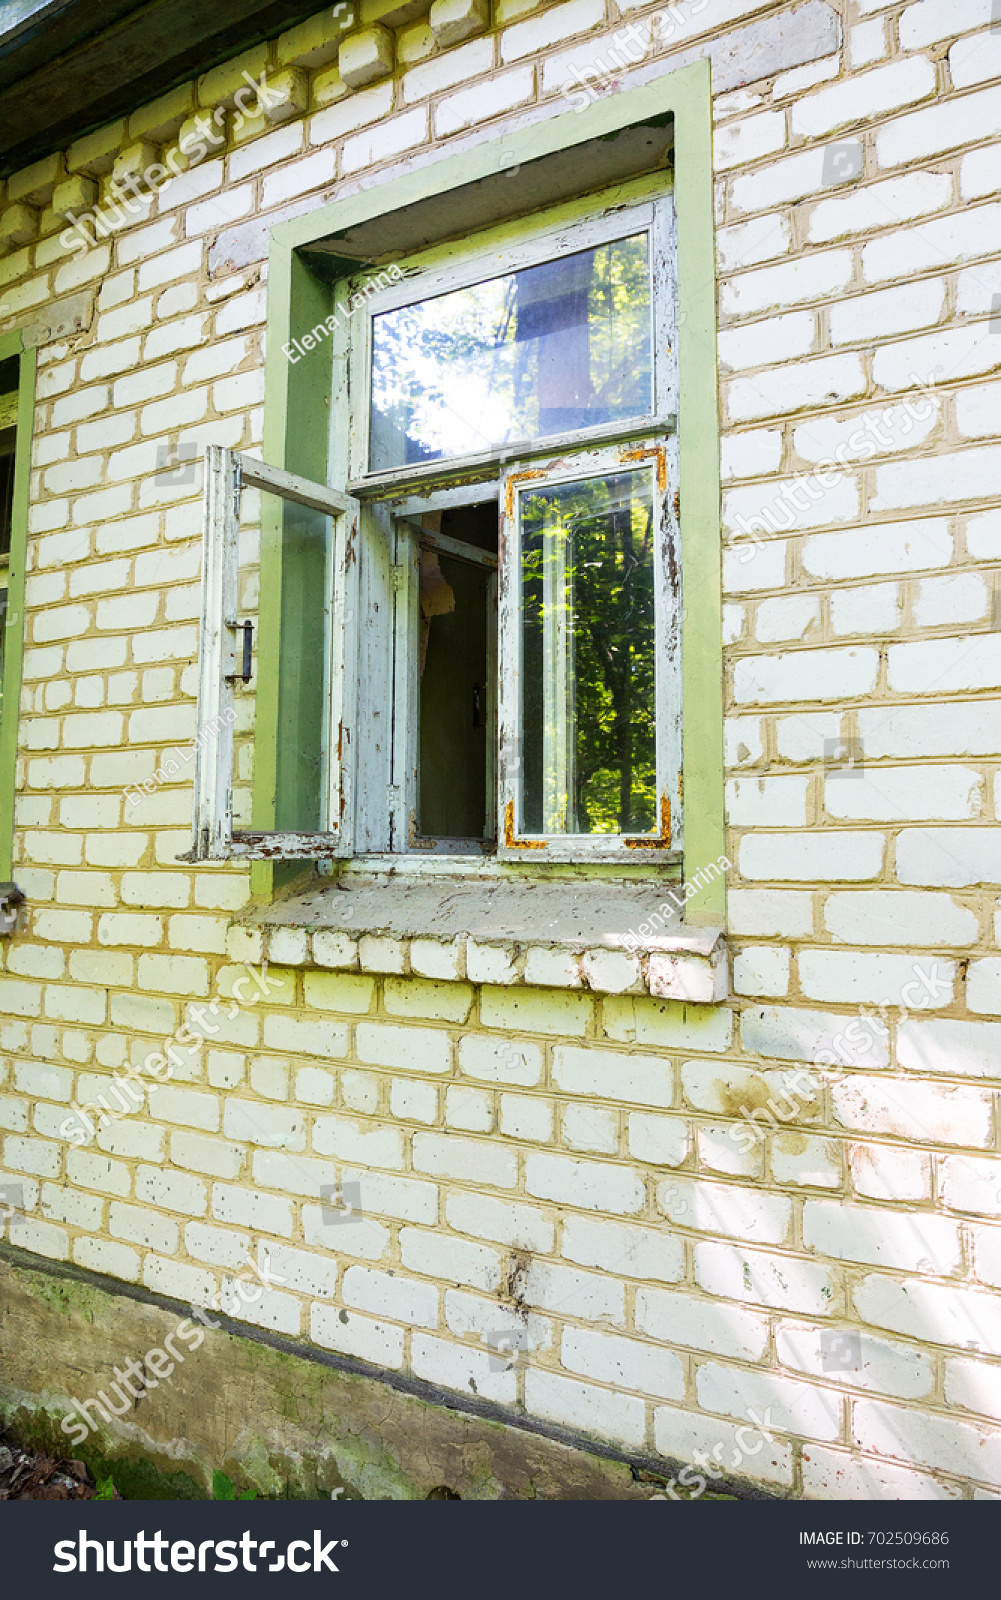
(721, 428, 784, 482)
(793, 57, 936, 140)
(698, 1360, 842, 1442)
(830, 278, 945, 345)
(734, 647, 878, 705)
(722, 251, 851, 319)
(553, 1045, 672, 1108)
(342, 1264, 438, 1327)
(442, 1085, 493, 1133)
(717, 215, 791, 272)
(799, 950, 955, 1007)
(753, 595, 820, 645)
(223, 1099, 305, 1151)
(525, 1368, 645, 1449)
(849, 1142, 930, 1202)
(341, 107, 429, 173)
(313, 1114, 402, 1169)
(853, 1397, 1001, 1487)
(658, 1176, 791, 1244)
(434, 66, 534, 137)
(39, 1182, 103, 1230)
(151, 1085, 220, 1132)
(778, 1321, 933, 1399)
(899, 1018, 1001, 1082)
(832, 1075, 992, 1148)
(900, 0, 992, 49)
(143, 1253, 216, 1306)
(212, 1181, 292, 1236)
(400, 1225, 500, 1291)
(563, 1325, 684, 1401)
(739, 832, 885, 883)
(874, 444, 1001, 514)
(714, 111, 787, 171)
(733, 946, 791, 998)
(355, 1021, 451, 1075)
(727, 890, 814, 939)
(259, 1241, 337, 1298)
(896, 828, 1001, 887)
(526, 1152, 644, 1215)
(804, 1199, 961, 1274)
(457, 1034, 543, 1086)
(412, 1132, 516, 1188)
(390, 1077, 437, 1124)
(185, 1221, 250, 1269)
(499, 1093, 552, 1143)
(108, 1201, 179, 1254)
(727, 775, 808, 826)
(562, 1214, 683, 1283)
(311, 1303, 404, 1368)
(945, 1356, 1001, 1421)
(825, 891, 976, 947)
(653, 1405, 793, 1488)
(865, 202, 1001, 286)
(877, 84, 1001, 168)
(831, 581, 902, 635)
(501, 0, 604, 61)
(696, 1239, 835, 1315)
(446, 1189, 552, 1253)
(301, 1203, 389, 1261)
(859, 699, 1001, 758)
(73, 1235, 138, 1278)
(561, 1101, 617, 1154)
(961, 142, 1001, 200)
(411, 1331, 516, 1405)
(940, 1155, 1001, 1218)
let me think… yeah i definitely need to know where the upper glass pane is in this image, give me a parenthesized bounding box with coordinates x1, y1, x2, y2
(369, 233, 652, 472)
(519, 466, 656, 837)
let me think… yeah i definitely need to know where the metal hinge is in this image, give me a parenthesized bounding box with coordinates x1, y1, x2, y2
(0, 881, 25, 936)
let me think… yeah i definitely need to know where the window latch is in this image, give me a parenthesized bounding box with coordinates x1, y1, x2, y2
(225, 619, 254, 684)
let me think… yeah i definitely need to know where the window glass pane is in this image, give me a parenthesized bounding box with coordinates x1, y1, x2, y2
(519, 468, 656, 836)
(370, 233, 652, 471)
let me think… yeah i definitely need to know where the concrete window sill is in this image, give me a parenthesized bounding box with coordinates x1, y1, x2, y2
(235, 873, 728, 1003)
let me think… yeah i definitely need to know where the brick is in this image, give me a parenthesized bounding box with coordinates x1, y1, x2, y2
(798, 950, 955, 1006)
(553, 1045, 672, 1109)
(435, 66, 535, 137)
(792, 57, 936, 139)
(312, 1114, 402, 1168)
(801, 1444, 959, 1500)
(697, 1361, 843, 1443)
(223, 1099, 305, 1151)
(342, 1264, 438, 1327)
(212, 1181, 292, 1236)
(499, 1092, 552, 1142)
(525, 1369, 645, 1449)
(832, 1075, 992, 1148)
(804, 1199, 961, 1274)
(412, 1132, 516, 1188)
(940, 1155, 1001, 1218)
(853, 1397, 1001, 1487)
(108, 1201, 178, 1254)
(400, 1225, 500, 1291)
(563, 1326, 684, 1402)
(301, 1204, 389, 1261)
(445, 1189, 553, 1253)
(877, 84, 1001, 168)
(740, 832, 884, 883)
(896, 829, 1001, 888)
(457, 1033, 543, 1085)
(697, 1239, 837, 1316)
(355, 1021, 451, 1075)
(526, 1152, 644, 1215)
(135, 1164, 207, 1216)
(653, 1406, 794, 1489)
(411, 1331, 516, 1405)
(562, 1214, 683, 1283)
(311, 1303, 404, 1368)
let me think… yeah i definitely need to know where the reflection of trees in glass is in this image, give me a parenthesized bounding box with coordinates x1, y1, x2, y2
(369, 235, 652, 470)
(521, 472, 656, 836)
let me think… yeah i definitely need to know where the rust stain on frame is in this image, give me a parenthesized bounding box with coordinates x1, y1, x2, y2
(504, 800, 547, 850)
(624, 792, 672, 849)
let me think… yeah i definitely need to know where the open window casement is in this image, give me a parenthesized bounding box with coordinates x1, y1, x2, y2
(497, 441, 682, 862)
(190, 446, 359, 861)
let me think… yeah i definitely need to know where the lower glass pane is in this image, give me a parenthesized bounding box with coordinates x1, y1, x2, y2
(520, 468, 656, 835)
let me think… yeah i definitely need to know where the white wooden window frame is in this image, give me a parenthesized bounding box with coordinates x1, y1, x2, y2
(189, 446, 359, 862)
(334, 191, 680, 864)
(497, 440, 681, 863)
(346, 196, 677, 493)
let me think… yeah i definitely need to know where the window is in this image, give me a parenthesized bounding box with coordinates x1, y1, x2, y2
(192, 192, 681, 865)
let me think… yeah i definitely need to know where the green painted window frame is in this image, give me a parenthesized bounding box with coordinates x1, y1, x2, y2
(255, 57, 723, 917)
(0, 330, 36, 883)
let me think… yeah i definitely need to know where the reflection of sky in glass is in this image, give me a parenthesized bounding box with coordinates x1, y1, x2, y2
(369, 234, 652, 471)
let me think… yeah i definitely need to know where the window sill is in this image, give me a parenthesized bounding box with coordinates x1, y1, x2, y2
(238, 872, 728, 1004)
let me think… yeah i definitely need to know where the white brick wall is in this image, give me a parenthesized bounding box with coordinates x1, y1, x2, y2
(0, 0, 999, 1504)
